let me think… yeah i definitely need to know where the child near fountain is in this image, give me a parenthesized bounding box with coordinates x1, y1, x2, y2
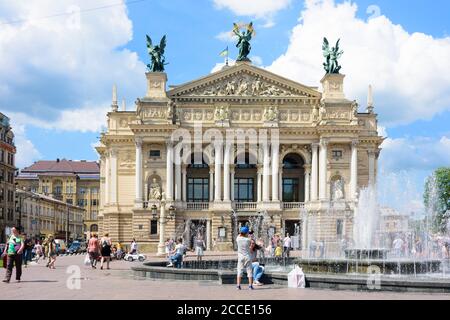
(274, 243, 283, 262)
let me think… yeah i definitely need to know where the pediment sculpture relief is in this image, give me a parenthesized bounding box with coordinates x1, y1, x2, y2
(187, 74, 305, 97)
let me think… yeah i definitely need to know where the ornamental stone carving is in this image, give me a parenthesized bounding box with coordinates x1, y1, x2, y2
(214, 106, 229, 121)
(263, 106, 278, 122)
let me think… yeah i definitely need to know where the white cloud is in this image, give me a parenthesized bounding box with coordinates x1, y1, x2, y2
(0, 0, 146, 129)
(267, 0, 450, 127)
(9, 121, 42, 169)
(380, 135, 450, 172)
(215, 31, 237, 42)
(213, 0, 291, 27)
(250, 55, 263, 66)
(211, 58, 236, 73)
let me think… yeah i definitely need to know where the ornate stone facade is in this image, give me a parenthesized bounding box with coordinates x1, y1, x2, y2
(97, 61, 382, 253)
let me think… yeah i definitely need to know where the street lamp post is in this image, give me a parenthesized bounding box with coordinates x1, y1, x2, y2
(157, 197, 166, 256)
(66, 206, 69, 245)
(151, 193, 176, 256)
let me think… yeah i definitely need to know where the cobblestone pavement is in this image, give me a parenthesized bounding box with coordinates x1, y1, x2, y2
(2, 254, 450, 300)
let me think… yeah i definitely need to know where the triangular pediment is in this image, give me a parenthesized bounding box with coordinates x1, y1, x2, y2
(168, 62, 321, 100)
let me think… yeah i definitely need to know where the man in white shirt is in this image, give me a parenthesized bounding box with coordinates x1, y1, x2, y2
(283, 233, 292, 258)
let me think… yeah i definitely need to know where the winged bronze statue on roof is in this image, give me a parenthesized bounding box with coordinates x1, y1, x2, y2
(322, 37, 344, 74)
(233, 22, 255, 62)
(146, 35, 167, 72)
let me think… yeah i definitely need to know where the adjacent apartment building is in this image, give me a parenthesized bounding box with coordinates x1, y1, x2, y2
(0, 112, 16, 242)
(16, 159, 100, 237)
(17, 188, 84, 240)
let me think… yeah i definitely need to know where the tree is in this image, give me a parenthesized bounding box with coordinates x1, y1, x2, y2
(424, 167, 450, 233)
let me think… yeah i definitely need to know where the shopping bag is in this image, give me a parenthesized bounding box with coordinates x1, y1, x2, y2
(287, 265, 305, 288)
(83, 253, 91, 266)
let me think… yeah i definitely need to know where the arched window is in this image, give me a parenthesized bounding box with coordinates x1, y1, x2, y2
(282, 153, 305, 202)
(90, 224, 98, 232)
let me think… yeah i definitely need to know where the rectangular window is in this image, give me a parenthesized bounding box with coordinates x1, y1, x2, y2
(150, 220, 158, 235)
(0, 207, 3, 219)
(337, 219, 344, 238)
(187, 178, 209, 202)
(149, 150, 161, 158)
(234, 178, 254, 202)
(79, 187, 86, 195)
(91, 199, 98, 206)
(66, 199, 73, 205)
(282, 178, 300, 202)
(332, 150, 343, 161)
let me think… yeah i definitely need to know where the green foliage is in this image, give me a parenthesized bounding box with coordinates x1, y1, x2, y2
(424, 167, 450, 233)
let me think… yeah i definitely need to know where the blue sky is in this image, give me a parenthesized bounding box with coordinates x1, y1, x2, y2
(0, 0, 449, 213)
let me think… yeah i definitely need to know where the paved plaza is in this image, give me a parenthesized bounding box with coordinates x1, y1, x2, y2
(2, 253, 450, 300)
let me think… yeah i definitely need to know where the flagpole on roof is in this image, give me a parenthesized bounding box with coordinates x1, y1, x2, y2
(226, 45, 229, 66)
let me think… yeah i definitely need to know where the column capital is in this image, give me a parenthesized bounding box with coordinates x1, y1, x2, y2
(213, 140, 223, 149)
(135, 137, 143, 148)
(311, 142, 320, 150)
(110, 148, 118, 157)
(351, 139, 359, 147)
(303, 164, 311, 173)
(367, 149, 377, 156)
(209, 167, 215, 174)
(166, 139, 174, 148)
(320, 138, 329, 147)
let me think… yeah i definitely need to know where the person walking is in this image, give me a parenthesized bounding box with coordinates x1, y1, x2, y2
(22, 235, 33, 268)
(88, 234, 100, 269)
(130, 238, 138, 254)
(283, 233, 292, 258)
(46, 235, 57, 269)
(194, 234, 205, 262)
(2, 227, 24, 283)
(99, 233, 112, 270)
(33, 241, 43, 263)
(236, 226, 254, 290)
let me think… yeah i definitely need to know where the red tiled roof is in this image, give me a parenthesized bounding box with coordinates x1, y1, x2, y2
(21, 159, 99, 174)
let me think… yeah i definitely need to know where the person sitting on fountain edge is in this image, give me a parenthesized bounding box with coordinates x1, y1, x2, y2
(250, 238, 264, 286)
(167, 238, 185, 268)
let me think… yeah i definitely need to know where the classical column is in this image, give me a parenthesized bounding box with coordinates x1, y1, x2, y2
(262, 144, 270, 202)
(319, 139, 328, 200)
(368, 149, 376, 186)
(209, 167, 214, 202)
(214, 141, 222, 202)
(311, 143, 319, 201)
(206, 219, 211, 251)
(304, 166, 311, 203)
(110, 149, 118, 204)
(230, 165, 235, 201)
(182, 165, 187, 202)
(256, 165, 262, 203)
(279, 169, 283, 202)
(271, 143, 279, 201)
(135, 138, 143, 206)
(350, 140, 358, 200)
(223, 143, 231, 201)
(166, 140, 174, 201)
(175, 149, 182, 201)
(104, 153, 110, 205)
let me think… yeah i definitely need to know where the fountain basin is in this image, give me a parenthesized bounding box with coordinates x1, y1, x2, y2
(344, 249, 389, 260)
(131, 259, 449, 293)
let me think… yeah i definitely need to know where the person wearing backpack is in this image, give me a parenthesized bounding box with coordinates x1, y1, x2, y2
(100, 233, 112, 270)
(2, 227, 25, 283)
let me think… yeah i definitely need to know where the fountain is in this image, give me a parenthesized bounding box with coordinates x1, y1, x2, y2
(345, 185, 388, 259)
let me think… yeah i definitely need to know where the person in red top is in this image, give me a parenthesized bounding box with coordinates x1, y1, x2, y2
(87, 234, 100, 269)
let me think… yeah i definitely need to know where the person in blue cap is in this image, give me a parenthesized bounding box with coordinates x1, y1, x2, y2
(236, 225, 254, 290)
